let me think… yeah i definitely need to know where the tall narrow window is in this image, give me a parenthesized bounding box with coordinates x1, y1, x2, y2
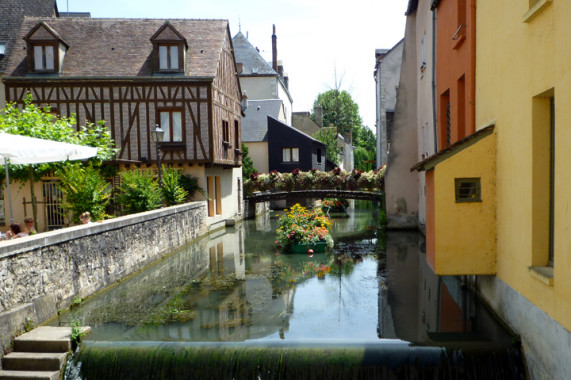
(548, 97, 555, 266)
(531, 89, 555, 268)
(33, 45, 55, 71)
(458, 76, 466, 140)
(159, 110, 183, 142)
(159, 45, 179, 70)
(317, 148, 322, 164)
(222, 120, 229, 143)
(234, 120, 240, 148)
(440, 90, 451, 149)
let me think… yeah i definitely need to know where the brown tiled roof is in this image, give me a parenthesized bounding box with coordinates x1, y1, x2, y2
(0, 0, 57, 73)
(5, 18, 229, 79)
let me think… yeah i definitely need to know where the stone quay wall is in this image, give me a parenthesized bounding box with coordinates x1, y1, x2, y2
(0, 201, 208, 354)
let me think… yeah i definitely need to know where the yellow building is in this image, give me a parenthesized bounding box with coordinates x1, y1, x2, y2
(413, 1, 570, 378)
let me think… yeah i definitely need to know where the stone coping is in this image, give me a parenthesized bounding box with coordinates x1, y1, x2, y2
(0, 201, 206, 260)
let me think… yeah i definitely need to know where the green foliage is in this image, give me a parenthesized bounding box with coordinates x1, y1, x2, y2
(0, 94, 118, 182)
(354, 125, 376, 153)
(70, 296, 84, 309)
(312, 89, 362, 136)
(353, 147, 376, 172)
(56, 163, 111, 223)
(116, 169, 162, 214)
(178, 173, 205, 200)
(70, 318, 85, 347)
(241, 143, 257, 180)
(24, 317, 35, 332)
(161, 167, 188, 206)
(313, 127, 341, 165)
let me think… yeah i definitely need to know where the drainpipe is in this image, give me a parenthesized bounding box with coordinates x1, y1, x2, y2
(431, 8, 438, 154)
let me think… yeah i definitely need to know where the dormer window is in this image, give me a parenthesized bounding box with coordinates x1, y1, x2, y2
(33, 44, 55, 71)
(159, 45, 179, 70)
(24, 22, 68, 74)
(151, 22, 188, 74)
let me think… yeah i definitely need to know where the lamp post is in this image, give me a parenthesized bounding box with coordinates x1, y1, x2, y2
(151, 124, 164, 187)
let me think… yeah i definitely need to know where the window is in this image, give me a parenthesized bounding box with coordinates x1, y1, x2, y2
(531, 90, 555, 268)
(150, 23, 187, 73)
(159, 110, 183, 142)
(33, 44, 55, 71)
(222, 120, 230, 143)
(317, 149, 322, 164)
(282, 147, 299, 162)
(159, 45, 179, 70)
(455, 178, 481, 203)
(440, 90, 451, 149)
(234, 120, 240, 149)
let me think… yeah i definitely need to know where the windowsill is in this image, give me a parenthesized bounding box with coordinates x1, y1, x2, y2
(523, 0, 552, 23)
(528, 266, 554, 286)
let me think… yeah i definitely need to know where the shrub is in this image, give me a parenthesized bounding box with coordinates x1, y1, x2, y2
(161, 167, 188, 206)
(56, 163, 111, 223)
(178, 173, 205, 200)
(116, 169, 162, 214)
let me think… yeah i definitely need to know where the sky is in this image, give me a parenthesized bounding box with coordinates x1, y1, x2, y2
(55, 0, 408, 132)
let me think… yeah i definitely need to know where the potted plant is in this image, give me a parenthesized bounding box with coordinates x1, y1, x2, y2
(275, 203, 334, 253)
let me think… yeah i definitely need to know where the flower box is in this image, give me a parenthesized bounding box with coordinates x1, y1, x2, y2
(290, 241, 328, 254)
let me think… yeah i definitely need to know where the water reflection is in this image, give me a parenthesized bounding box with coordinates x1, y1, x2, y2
(50, 203, 512, 348)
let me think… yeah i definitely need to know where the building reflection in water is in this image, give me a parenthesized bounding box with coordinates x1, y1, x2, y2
(380, 231, 512, 345)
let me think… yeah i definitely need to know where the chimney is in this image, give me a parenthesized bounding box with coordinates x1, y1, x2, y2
(277, 60, 284, 78)
(314, 105, 323, 127)
(241, 92, 248, 113)
(272, 24, 278, 73)
(236, 63, 244, 74)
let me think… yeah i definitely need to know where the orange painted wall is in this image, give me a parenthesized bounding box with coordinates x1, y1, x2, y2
(425, 169, 436, 270)
(436, 0, 476, 149)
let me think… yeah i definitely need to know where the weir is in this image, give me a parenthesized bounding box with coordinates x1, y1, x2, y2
(67, 341, 524, 379)
(51, 202, 526, 379)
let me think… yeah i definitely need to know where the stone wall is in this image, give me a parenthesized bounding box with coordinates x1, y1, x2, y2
(0, 201, 207, 354)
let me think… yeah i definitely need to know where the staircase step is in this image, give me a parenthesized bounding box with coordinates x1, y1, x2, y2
(13, 326, 90, 353)
(2, 352, 68, 371)
(0, 370, 60, 380)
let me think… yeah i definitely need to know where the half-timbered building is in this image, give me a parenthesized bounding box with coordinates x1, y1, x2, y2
(3, 17, 244, 230)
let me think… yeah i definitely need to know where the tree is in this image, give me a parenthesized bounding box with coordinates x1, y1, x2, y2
(313, 127, 341, 165)
(0, 95, 118, 182)
(354, 125, 376, 153)
(312, 89, 362, 137)
(241, 143, 257, 179)
(0, 94, 119, 224)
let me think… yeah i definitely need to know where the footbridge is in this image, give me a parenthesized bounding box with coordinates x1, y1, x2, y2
(245, 189, 384, 203)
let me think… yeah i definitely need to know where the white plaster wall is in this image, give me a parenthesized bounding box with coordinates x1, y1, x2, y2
(244, 142, 269, 174)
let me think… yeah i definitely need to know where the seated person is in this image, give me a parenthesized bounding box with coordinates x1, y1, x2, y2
(6, 223, 29, 239)
(23, 216, 37, 235)
(80, 211, 93, 224)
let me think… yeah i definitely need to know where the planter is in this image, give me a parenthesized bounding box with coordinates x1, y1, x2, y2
(290, 241, 328, 254)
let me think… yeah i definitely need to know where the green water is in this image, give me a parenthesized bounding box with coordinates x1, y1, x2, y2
(57, 201, 526, 378)
(52, 201, 513, 346)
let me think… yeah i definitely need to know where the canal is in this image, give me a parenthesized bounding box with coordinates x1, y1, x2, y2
(53, 201, 525, 379)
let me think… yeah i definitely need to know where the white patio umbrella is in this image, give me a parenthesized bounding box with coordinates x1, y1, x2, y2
(0, 132, 98, 223)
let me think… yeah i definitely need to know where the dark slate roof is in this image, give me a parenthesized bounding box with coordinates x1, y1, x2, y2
(5, 18, 229, 78)
(232, 31, 276, 76)
(0, 0, 57, 73)
(268, 115, 326, 147)
(242, 99, 284, 142)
